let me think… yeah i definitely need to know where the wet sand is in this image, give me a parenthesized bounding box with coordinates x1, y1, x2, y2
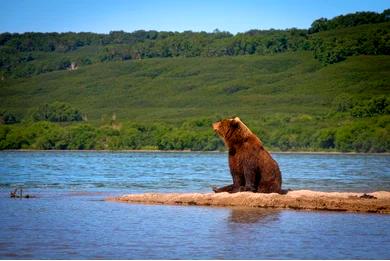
(106, 190, 390, 213)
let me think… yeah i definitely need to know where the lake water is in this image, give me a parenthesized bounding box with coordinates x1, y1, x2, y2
(0, 151, 389, 259)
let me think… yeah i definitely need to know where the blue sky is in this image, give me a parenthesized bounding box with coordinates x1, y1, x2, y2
(0, 0, 389, 34)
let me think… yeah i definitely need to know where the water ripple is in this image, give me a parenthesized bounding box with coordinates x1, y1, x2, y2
(0, 151, 389, 193)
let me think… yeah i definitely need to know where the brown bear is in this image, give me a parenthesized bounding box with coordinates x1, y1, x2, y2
(212, 117, 282, 193)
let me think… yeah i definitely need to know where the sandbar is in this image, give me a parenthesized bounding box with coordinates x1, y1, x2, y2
(106, 190, 390, 214)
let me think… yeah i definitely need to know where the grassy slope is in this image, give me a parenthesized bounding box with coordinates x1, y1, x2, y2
(1, 51, 389, 126)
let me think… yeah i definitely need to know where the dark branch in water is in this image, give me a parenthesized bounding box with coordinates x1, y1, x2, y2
(10, 188, 36, 199)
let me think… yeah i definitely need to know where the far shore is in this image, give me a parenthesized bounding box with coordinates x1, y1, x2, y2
(1, 149, 390, 155)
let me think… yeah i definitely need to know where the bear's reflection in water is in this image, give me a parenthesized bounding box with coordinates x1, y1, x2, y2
(228, 207, 281, 224)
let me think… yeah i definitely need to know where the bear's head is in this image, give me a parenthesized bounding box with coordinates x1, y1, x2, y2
(212, 117, 255, 146)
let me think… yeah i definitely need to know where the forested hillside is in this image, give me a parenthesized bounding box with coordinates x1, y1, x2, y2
(1, 9, 389, 79)
(0, 10, 389, 152)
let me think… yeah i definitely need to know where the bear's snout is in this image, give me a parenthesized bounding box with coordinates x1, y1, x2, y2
(212, 122, 220, 132)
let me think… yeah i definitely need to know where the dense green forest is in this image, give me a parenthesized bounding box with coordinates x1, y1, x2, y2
(0, 10, 389, 152)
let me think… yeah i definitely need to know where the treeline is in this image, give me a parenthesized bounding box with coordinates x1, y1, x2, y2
(1, 95, 389, 152)
(1, 9, 388, 53)
(309, 10, 390, 33)
(310, 23, 390, 64)
(1, 9, 389, 78)
(0, 115, 388, 152)
(0, 30, 232, 53)
(0, 120, 223, 151)
(0, 29, 310, 78)
(296, 9, 390, 65)
(263, 119, 389, 153)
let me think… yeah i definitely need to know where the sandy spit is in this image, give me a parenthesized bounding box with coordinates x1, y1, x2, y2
(106, 190, 390, 214)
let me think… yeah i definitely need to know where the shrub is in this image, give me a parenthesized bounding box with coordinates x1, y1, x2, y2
(351, 96, 390, 118)
(66, 125, 97, 150)
(32, 102, 83, 122)
(316, 129, 336, 149)
(333, 94, 355, 112)
(0, 111, 19, 124)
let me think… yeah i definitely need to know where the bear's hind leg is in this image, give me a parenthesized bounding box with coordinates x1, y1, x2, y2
(243, 167, 257, 192)
(258, 181, 281, 193)
(230, 174, 246, 193)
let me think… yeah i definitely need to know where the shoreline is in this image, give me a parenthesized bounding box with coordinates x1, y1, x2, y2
(1, 149, 390, 155)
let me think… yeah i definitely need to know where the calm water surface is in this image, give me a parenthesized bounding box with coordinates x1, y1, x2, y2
(0, 151, 389, 259)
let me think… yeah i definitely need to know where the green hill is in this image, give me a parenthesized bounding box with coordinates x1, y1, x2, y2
(0, 10, 389, 152)
(1, 51, 388, 123)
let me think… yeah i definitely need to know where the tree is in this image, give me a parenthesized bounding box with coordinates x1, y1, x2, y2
(309, 18, 329, 33)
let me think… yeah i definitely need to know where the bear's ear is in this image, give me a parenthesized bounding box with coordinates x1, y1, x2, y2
(231, 119, 240, 129)
(233, 116, 241, 122)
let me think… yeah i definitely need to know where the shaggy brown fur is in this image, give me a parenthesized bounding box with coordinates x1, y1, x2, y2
(212, 117, 282, 193)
